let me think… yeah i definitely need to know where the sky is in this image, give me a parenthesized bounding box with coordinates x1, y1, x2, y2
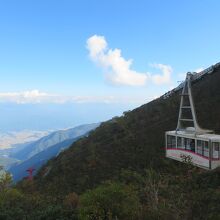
(0, 0, 219, 131)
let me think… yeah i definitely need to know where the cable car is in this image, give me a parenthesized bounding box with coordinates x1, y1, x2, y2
(165, 72, 220, 169)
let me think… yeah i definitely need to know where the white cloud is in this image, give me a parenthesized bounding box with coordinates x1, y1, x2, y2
(87, 35, 148, 86)
(0, 90, 155, 105)
(87, 35, 172, 87)
(150, 63, 173, 85)
(87, 35, 107, 59)
(178, 67, 205, 81)
(194, 67, 204, 73)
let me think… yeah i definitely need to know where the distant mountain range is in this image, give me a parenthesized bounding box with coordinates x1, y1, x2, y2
(9, 138, 76, 182)
(0, 156, 18, 169)
(0, 130, 50, 149)
(7, 123, 99, 182)
(10, 123, 99, 161)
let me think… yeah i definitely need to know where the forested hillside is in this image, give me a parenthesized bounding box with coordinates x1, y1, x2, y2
(1, 64, 220, 219)
(35, 64, 220, 195)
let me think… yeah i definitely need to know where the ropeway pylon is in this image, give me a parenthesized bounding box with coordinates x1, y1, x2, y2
(176, 72, 212, 135)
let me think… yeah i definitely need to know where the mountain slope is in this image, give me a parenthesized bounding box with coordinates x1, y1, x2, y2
(11, 123, 99, 160)
(0, 130, 50, 149)
(0, 156, 18, 169)
(9, 138, 77, 182)
(35, 64, 220, 195)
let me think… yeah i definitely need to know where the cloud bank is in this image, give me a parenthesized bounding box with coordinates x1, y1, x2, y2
(86, 35, 172, 86)
(0, 90, 153, 104)
(0, 90, 52, 104)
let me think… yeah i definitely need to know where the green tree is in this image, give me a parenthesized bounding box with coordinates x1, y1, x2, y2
(0, 166, 12, 192)
(63, 192, 79, 209)
(79, 182, 140, 220)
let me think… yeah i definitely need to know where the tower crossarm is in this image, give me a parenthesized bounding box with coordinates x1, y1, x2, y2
(176, 72, 212, 135)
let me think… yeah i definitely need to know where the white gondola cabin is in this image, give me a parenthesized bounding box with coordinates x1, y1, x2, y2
(165, 72, 220, 169)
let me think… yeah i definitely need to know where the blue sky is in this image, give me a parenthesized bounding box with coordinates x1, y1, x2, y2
(0, 0, 219, 131)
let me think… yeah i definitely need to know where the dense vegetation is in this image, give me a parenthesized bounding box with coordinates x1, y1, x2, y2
(1, 65, 220, 219)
